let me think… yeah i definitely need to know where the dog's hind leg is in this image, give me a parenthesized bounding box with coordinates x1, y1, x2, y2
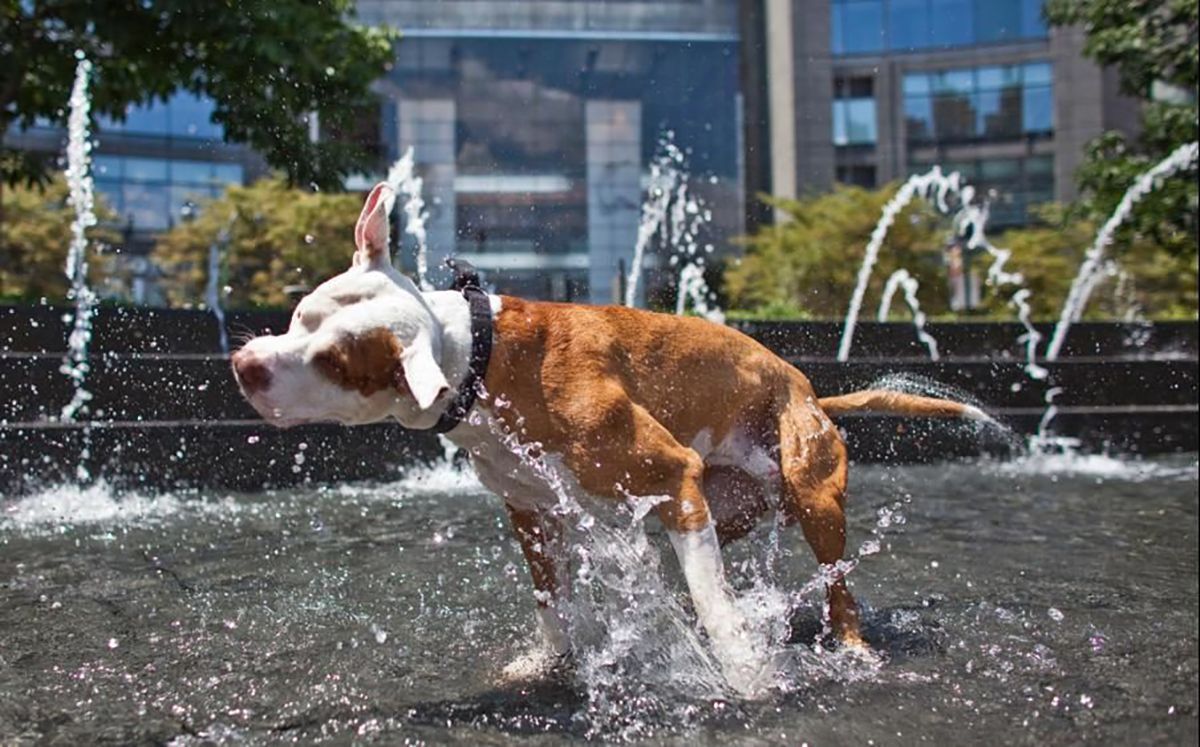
(777, 401, 865, 648)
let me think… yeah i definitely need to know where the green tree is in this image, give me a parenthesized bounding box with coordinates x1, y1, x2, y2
(725, 185, 950, 320)
(0, 176, 117, 302)
(1, 1, 396, 190)
(1045, 0, 1198, 260)
(987, 205, 1198, 319)
(154, 178, 365, 309)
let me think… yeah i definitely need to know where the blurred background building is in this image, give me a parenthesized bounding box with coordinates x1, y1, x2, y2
(746, 0, 1141, 228)
(5, 0, 1142, 304)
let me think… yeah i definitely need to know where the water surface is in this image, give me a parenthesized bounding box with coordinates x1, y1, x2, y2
(1, 454, 1196, 744)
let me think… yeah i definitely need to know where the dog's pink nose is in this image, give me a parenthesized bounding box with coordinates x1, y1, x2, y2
(233, 349, 272, 395)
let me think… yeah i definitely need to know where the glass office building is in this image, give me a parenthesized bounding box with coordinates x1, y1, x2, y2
(766, 0, 1129, 230)
(375, 33, 743, 303)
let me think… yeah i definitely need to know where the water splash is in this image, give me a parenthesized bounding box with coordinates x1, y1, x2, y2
(204, 218, 233, 354)
(625, 137, 682, 307)
(386, 147, 433, 291)
(1044, 142, 1199, 361)
(667, 170, 724, 323)
(837, 167, 1047, 381)
(59, 54, 98, 425)
(877, 269, 939, 360)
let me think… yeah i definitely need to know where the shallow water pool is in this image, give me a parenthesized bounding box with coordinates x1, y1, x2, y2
(1, 453, 1196, 744)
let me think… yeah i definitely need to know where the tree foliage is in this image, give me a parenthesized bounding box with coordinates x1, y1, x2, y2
(725, 186, 1198, 321)
(1044, 0, 1199, 260)
(725, 185, 950, 320)
(154, 178, 366, 309)
(1, 1, 396, 190)
(0, 176, 117, 301)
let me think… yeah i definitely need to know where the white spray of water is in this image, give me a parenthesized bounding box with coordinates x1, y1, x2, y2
(877, 269, 939, 360)
(838, 167, 1047, 381)
(204, 218, 234, 354)
(385, 147, 433, 291)
(667, 172, 725, 323)
(59, 54, 98, 425)
(625, 139, 682, 307)
(1044, 142, 1199, 361)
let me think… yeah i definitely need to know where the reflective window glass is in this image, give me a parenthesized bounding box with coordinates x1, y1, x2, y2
(1026, 154, 1054, 175)
(837, 1, 886, 54)
(1021, 0, 1047, 37)
(123, 157, 169, 182)
(976, 1, 1021, 43)
(903, 73, 931, 95)
(976, 65, 1021, 91)
(1023, 62, 1053, 86)
(1022, 86, 1054, 132)
(980, 158, 1020, 180)
(932, 93, 976, 140)
(889, 0, 930, 51)
(904, 95, 935, 140)
(120, 101, 170, 134)
(170, 160, 212, 184)
(932, 69, 975, 94)
(847, 99, 878, 143)
(169, 92, 221, 138)
(976, 89, 1022, 138)
(213, 163, 244, 184)
(929, 0, 974, 47)
(92, 155, 123, 180)
(122, 183, 170, 230)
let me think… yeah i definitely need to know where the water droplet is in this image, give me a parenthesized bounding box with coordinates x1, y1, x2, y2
(1048, 607, 1064, 622)
(304, 234, 315, 244)
(247, 435, 260, 444)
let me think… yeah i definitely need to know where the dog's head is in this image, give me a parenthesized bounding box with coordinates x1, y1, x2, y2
(231, 182, 450, 429)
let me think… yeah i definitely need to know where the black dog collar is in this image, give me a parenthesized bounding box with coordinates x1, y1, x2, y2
(431, 259, 493, 434)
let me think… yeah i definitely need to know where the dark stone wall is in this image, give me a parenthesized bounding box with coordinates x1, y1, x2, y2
(2, 305, 1196, 493)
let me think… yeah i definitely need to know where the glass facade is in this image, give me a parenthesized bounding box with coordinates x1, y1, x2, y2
(97, 91, 224, 139)
(832, 0, 1047, 55)
(833, 77, 878, 146)
(903, 62, 1053, 143)
(94, 156, 244, 230)
(387, 37, 741, 302)
(910, 154, 1053, 225)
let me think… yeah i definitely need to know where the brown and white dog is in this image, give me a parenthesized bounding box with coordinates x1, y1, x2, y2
(232, 183, 987, 685)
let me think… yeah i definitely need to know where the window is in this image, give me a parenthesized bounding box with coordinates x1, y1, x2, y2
(832, 0, 1048, 55)
(93, 155, 244, 230)
(911, 155, 1054, 225)
(833, 77, 877, 146)
(98, 91, 223, 139)
(903, 61, 1053, 144)
(832, 0, 886, 55)
(836, 163, 878, 188)
(889, 0, 930, 51)
(929, 0, 974, 47)
(975, 2, 1022, 43)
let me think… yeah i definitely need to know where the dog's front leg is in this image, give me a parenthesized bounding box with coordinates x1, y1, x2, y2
(505, 503, 569, 658)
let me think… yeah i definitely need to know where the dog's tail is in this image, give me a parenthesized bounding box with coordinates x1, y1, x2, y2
(818, 389, 992, 422)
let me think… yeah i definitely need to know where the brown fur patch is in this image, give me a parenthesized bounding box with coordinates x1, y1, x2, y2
(312, 327, 406, 397)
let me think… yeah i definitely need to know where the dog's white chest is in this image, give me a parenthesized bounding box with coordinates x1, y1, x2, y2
(446, 416, 582, 513)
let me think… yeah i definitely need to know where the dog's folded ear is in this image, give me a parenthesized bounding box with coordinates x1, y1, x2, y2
(398, 332, 450, 410)
(353, 182, 396, 267)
